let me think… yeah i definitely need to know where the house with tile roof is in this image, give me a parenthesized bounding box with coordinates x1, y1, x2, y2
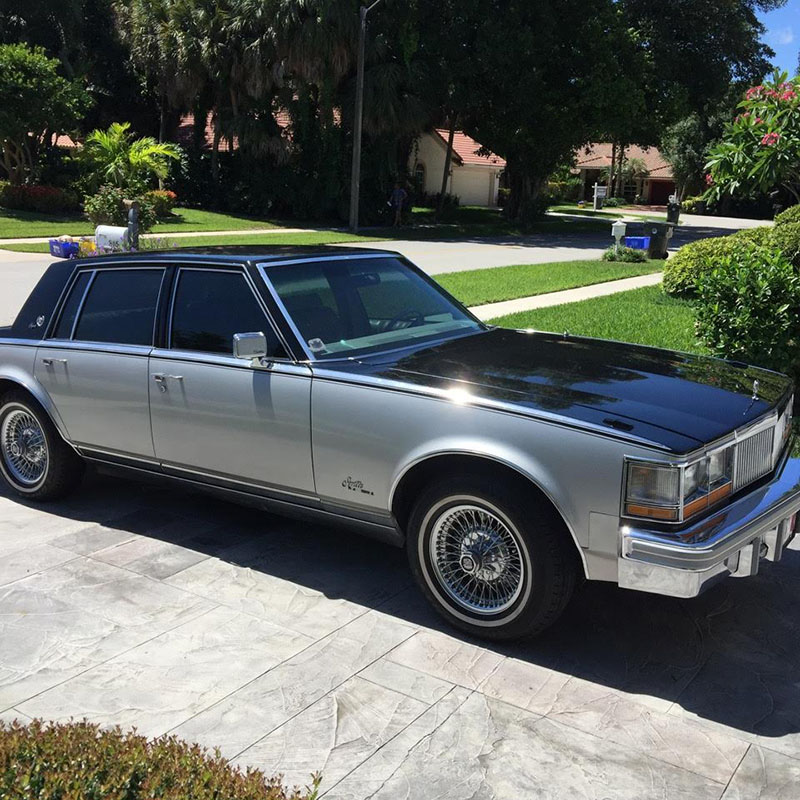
(409, 129, 506, 207)
(575, 143, 676, 205)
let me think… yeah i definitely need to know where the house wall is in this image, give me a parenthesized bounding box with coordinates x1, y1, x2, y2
(411, 134, 448, 196)
(410, 134, 501, 207)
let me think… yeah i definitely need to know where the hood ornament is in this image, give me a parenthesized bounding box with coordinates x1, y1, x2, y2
(752, 379, 759, 401)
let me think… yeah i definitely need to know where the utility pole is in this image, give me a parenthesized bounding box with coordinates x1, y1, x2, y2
(349, 0, 383, 232)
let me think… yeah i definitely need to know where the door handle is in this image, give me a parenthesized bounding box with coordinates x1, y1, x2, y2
(152, 373, 183, 393)
(42, 358, 68, 366)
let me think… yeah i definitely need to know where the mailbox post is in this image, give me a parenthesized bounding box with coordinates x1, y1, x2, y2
(611, 219, 627, 256)
(127, 201, 139, 250)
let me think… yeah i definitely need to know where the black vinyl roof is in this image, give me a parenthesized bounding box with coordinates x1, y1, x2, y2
(71, 244, 399, 265)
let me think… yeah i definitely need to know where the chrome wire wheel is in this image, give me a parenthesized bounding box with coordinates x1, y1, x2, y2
(429, 504, 525, 615)
(1, 408, 48, 486)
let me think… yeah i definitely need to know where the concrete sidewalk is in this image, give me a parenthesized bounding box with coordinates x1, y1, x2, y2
(0, 227, 312, 245)
(470, 271, 664, 320)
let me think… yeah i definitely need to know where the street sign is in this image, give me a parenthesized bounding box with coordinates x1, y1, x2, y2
(593, 183, 607, 211)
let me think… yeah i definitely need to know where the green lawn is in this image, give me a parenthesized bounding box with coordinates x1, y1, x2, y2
(489, 284, 703, 354)
(548, 203, 664, 222)
(404, 204, 610, 237)
(0, 201, 610, 246)
(437, 259, 661, 307)
(0, 230, 382, 253)
(0, 207, 284, 239)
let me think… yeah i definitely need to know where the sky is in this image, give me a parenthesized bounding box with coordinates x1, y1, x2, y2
(758, 0, 800, 74)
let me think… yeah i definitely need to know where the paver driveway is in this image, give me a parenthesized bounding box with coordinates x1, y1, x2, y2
(2, 472, 799, 798)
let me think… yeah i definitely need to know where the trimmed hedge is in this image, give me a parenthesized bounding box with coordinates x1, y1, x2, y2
(0, 183, 79, 214)
(769, 222, 800, 266)
(0, 719, 320, 800)
(663, 226, 787, 296)
(145, 188, 178, 218)
(775, 204, 800, 227)
(695, 241, 800, 383)
(601, 245, 648, 263)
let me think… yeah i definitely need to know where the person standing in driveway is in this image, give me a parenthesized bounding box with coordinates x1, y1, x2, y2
(390, 182, 408, 226)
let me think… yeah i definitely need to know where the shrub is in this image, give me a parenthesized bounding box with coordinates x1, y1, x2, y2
(84, 184, 126, 226)
(768, 221, 800, 266)
(681, 196, 706, 214)
(603, 196, 625, 207)
(144, 188, 178, 217)
(84, 185, 157, 232)
(775, 204, 800, 226)
(601, 245, 648, 262)
(0, 719, 319, 800)
(663, 227, 773, 296)
(0, 183, 79, 214)
(695, 241, 800, 380)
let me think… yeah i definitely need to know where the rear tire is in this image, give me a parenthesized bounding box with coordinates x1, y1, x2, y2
(407, 474, 578, 640)
(0, 390, 84, 501)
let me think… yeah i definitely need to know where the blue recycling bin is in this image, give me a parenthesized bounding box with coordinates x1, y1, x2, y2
(624, 236, 650, 250)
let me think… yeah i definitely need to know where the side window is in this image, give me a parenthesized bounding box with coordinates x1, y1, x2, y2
(53, 271, 92, 339)
(73, 269, 164, 346)
(170, 269, 286, 357)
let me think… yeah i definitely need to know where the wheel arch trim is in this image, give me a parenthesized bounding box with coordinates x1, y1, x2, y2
(0, 368, 74, 448)
(389, 443, 588, 577)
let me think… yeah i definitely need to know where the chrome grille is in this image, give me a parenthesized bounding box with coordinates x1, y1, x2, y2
(734, 427, 775, 491)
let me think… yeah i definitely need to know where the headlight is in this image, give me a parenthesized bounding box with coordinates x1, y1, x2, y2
(624, 463, 680, 520)
(625, 446, 734, 523)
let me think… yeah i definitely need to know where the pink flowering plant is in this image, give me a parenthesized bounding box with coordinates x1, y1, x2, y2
(705, 71, 800, 205)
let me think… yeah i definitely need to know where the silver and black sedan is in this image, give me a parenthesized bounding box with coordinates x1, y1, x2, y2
(0, 246, 798, 639)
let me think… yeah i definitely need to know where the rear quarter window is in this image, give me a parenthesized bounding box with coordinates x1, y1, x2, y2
(72, 269, 164, 346)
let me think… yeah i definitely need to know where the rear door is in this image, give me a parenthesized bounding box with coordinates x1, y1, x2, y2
(34, 266, 165, 460)
(148, 266, 315, 499)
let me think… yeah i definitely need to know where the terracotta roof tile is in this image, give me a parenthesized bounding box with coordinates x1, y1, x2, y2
(434, 129, 506, 167)
(575, 143, 673, 179)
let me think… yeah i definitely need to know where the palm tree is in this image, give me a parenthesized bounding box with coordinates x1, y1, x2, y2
(84, 122, 181, 193)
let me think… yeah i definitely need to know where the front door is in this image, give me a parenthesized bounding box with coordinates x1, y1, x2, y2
(35, 266, 165, 459)
(149, 267, 314, 499)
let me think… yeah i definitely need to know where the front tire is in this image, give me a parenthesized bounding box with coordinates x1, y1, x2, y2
(0, 390, 84, 501)
(407, 475, 577, 640)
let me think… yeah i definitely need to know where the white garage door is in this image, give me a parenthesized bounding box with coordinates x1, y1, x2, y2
(451, 168, 494, 206)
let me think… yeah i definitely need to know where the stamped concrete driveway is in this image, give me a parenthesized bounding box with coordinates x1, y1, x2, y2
(1, 471, 799, 798)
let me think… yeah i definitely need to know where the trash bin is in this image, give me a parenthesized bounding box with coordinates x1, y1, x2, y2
(646, 222, 675, 259)
(666, 201, 681, 224)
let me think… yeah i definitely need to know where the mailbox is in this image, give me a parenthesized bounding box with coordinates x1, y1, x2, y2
(95, 225, 130, 253)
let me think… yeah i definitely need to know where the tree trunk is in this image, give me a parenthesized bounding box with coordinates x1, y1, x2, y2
(158, 91, 167, 144)
(436, 118, 457, 220)
(616, 145, 626, 197)
(211, 117, 221, 186)
(606, 141, 616, 195)
(505, 156, 547, 228)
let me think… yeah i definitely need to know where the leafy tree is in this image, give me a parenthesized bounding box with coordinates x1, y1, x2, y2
(0, 43, 88, 184)
(83, 121, 181, 193)
(706, 72, 800, 204)
(0, 0, 157, 134)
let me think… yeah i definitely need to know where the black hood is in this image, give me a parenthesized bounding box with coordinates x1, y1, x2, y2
(338, 328, 793, 453)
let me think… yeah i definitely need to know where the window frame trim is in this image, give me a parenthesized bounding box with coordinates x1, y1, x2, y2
(166, 265, 293, 363)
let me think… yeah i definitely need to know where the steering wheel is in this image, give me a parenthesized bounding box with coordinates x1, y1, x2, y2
(385, 309, 425, 331)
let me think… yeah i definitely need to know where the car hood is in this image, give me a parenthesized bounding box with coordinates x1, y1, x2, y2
(345, 328, 792, 452)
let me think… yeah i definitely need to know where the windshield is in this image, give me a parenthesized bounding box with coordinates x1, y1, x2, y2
(264, 256, 484, 359)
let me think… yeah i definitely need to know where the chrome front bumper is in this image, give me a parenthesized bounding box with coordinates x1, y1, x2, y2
(618, 455, 800, 598)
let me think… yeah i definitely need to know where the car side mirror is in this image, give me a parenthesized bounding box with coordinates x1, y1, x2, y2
(233, 332, 271, 368)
